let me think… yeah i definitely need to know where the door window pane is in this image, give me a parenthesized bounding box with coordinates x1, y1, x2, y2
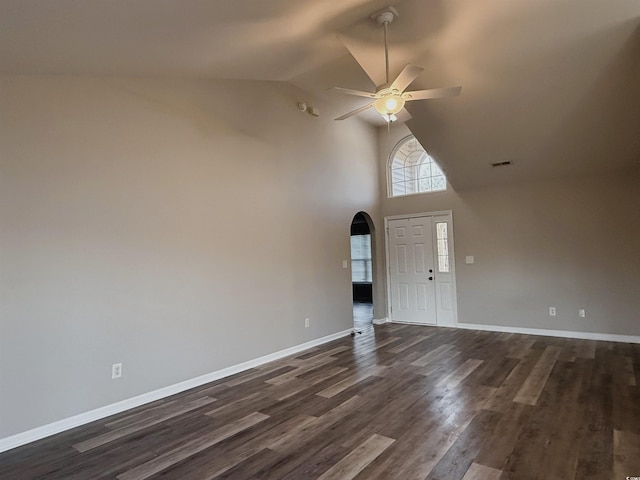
(436, 222, 450, 273)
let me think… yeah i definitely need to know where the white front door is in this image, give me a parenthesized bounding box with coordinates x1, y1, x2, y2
(387, 216, 437, 324)
(386, 213, 457, 326)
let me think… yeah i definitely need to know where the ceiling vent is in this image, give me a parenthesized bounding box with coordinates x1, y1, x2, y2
(491, 161, 513, 167)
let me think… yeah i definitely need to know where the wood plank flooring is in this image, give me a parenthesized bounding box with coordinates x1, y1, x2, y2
(1, 324, 640, 480)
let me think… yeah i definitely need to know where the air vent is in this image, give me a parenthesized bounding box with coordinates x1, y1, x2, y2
(491, 161, 513, 167)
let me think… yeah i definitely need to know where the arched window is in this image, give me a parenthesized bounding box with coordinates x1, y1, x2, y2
(388, 135, 447, 197)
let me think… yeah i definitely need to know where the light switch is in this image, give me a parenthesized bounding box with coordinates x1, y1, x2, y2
(465, 256, 475, 264)
(342, 260, 348, 269)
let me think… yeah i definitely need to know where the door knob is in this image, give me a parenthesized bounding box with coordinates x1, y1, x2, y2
(428, 276, 433, 280)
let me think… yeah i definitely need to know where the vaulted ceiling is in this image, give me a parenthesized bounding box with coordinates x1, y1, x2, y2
(1, 0, 638, 189)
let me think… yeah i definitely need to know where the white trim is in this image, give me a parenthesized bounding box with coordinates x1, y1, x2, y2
(389, 320, 435, 326)
(384, 220, 391, 324)
(0, 328, 353, 453)
(373, 317, 389, 325)
(386, 188, 449, 200)
(445, 322, 640, 344)
(384, 210, 453, 222)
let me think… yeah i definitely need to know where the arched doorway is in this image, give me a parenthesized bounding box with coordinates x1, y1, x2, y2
(350, 212, 375, 331)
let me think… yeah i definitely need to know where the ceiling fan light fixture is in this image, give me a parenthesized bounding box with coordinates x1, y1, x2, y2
(331, 6, 460, 122)
(374, 94, 405, 116)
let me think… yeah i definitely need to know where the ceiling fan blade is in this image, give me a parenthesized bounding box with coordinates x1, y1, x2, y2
(404, 86, 462, 101)
(335, 103, 374, 121)
(331, 87, 378, 99)
(338, 34, 386, 87)
(390, 64, 424, 92)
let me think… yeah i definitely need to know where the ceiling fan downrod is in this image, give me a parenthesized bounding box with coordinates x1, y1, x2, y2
(383, 21, 389, 85)
(375, 9, 397, 87)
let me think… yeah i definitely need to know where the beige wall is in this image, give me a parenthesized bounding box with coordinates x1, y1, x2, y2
(0, 75, 379, 438)
(2, 74, 636, 442)
(377, 124, 640, 336)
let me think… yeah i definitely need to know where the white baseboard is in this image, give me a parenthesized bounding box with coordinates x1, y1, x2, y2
(372, 317, 389, 325)
(450, 322, 640, 344)
(0, 328, 353, 454)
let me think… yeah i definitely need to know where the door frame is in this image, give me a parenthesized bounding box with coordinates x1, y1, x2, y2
(384, 210, 458, 326)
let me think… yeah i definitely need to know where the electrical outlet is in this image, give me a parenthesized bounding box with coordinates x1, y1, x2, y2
(112, 363, 123, 379)
(549, 307, 556, 317)
(578, 309, 586, 318)
(304, 318, 310, 328)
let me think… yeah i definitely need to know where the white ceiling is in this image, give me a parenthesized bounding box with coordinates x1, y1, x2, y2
(1, 0, 639, 188)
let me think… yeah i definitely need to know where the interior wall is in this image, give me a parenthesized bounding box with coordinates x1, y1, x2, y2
(0, 75, 379, 439)
(377, 124, 640, 336)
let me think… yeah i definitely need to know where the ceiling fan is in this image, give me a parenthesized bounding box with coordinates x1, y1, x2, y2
(333, 7, 461, 122)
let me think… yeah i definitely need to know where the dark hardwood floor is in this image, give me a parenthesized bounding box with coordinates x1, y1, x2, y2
(2, 324, 639, 479)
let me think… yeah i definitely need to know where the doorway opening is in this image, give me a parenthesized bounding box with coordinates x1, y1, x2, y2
(350, 212, 375, 331)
